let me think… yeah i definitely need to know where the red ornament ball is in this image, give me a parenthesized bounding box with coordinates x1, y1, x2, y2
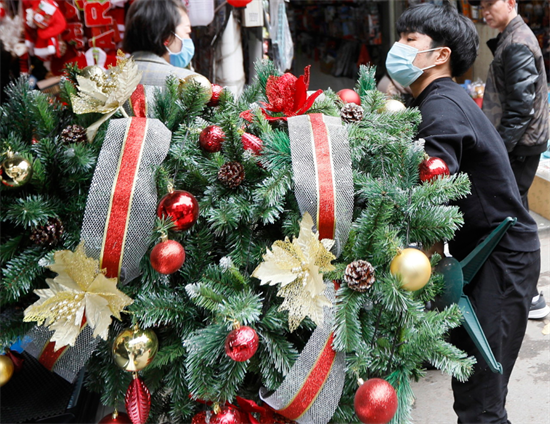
(419, 157, 450, 183)
(224, 326, 259, 362)
(208, 84, 224, 107)
(150, 240, 185, 274)
(210, 406, 245, 424)
(157, 190, 199, 231)
(191, 411, 209, 424)
(227, 0, 252, 7)
(241, 133, 263, 155)
(98, 411, 132, 424)
(337, 88, 361, 105)
(354, 378, 398, 424)
(199, 125, 226, 153)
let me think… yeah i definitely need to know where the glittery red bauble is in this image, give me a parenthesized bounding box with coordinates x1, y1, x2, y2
(150, 240, 185, 274)
(98, 412, 133, 424)
(157, 190, 199, 231)
(419, 157, 450, 183)
(208, 84, 224, 107)
(191, 411, 209, 424)
(337, 89, 361, 105)
(354, 378, 398, 424)
(224, 326, 259, 362)
(227, 0, 252, 7)
(210, 406, 245, 424)
(241, 133, 263, 155)
(199, 125, 226, 153)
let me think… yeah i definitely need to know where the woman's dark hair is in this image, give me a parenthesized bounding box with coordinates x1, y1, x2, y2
(396, 3, 479, 77)
(124, 0, 187, 56)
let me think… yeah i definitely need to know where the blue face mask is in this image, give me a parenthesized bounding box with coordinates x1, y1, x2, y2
(386, 42, 442, 87)
(166, 34, 195, 69)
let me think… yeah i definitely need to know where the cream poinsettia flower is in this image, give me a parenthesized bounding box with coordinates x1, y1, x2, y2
(252, 212, 336, 331)
(70, 51, 142, 141)
(24, 242, 133, 350)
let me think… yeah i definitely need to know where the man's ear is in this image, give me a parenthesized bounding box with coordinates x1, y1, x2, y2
(435, 47, 452, 66)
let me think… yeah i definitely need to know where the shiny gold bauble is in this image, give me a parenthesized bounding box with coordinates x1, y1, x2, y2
(112, 326, 158, 372)
(179, 74, 213, 98)
(390, 248, 432, 291)
(381, 99, 406, 113)
(81, 65, 105, 79)
(1, 151, 33, 188)
(0, 355, 15, 387)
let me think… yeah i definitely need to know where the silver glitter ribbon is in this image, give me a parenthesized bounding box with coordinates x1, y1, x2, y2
(260, 114, 353, 424)
(287, 114, 354, 257)
(80, 85, 170, 283)
(24, 325, 99, 383)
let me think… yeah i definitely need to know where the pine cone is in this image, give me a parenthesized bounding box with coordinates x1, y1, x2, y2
(344, 260, 375, 292)
(218, 161, 245, 188)
(30, 217, 64, 247)
(60, 124, 87, 144)
(340, 103, 364, 123)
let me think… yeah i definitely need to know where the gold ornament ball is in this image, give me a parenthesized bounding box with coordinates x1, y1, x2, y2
(390, 248, 432, 291)
(0, 355, 15, 387)
(382, 99, 406, 113)
(1, 152, 33, 188)
(180, 74, 213, 98)
(112, 327, 158, 372)
(81, 65, 105, 79)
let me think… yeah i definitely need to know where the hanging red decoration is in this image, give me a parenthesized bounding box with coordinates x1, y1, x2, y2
(157, 190, 199, 231)
(259, 66, 323, 120)
(208, 84, 224, 107)
(227, 0, 253, 7)
(98, 411, 133, 424)
(354, 378, 398, 424)
(199, 125, 226, 153)
(210, 405, 246, 424)
(224, 326, 259, 362)
(125, 375, 151, 424)
(337, 89, 361, 105)
(150, 239, 185, 274)
(419, 156, 450, 183)
(241, 133, 263, 155)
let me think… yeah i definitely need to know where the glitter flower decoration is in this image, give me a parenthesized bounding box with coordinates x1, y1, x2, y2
(259, 65, 323, 120)
(24, 242, 133, 350)
(69, 51, 142, 140)
(252, 212, 335, 331)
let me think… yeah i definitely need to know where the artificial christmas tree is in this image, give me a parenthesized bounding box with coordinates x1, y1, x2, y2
(0, 58, 475, 424)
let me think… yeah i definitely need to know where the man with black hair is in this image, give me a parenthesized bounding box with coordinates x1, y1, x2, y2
(386, 3, 540, 423)
(474, 0, 549, 320)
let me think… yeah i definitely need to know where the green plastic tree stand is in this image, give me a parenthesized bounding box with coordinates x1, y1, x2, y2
(434, 217, 518, 374)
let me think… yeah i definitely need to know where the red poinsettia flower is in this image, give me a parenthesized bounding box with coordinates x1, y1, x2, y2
(260, 65, 323, 120)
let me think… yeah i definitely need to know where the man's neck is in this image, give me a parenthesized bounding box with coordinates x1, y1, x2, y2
(410, 72, 452, 99)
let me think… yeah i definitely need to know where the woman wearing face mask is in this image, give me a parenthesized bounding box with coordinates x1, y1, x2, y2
(123, 0, 201, 86)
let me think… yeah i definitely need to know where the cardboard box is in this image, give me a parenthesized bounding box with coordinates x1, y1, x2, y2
(528, 159, 550, 220)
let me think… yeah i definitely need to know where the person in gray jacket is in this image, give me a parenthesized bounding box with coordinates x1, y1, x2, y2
(123, 0, 201, 87)
(475, 0, 548, 207)
(474, 0, 549, 320)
